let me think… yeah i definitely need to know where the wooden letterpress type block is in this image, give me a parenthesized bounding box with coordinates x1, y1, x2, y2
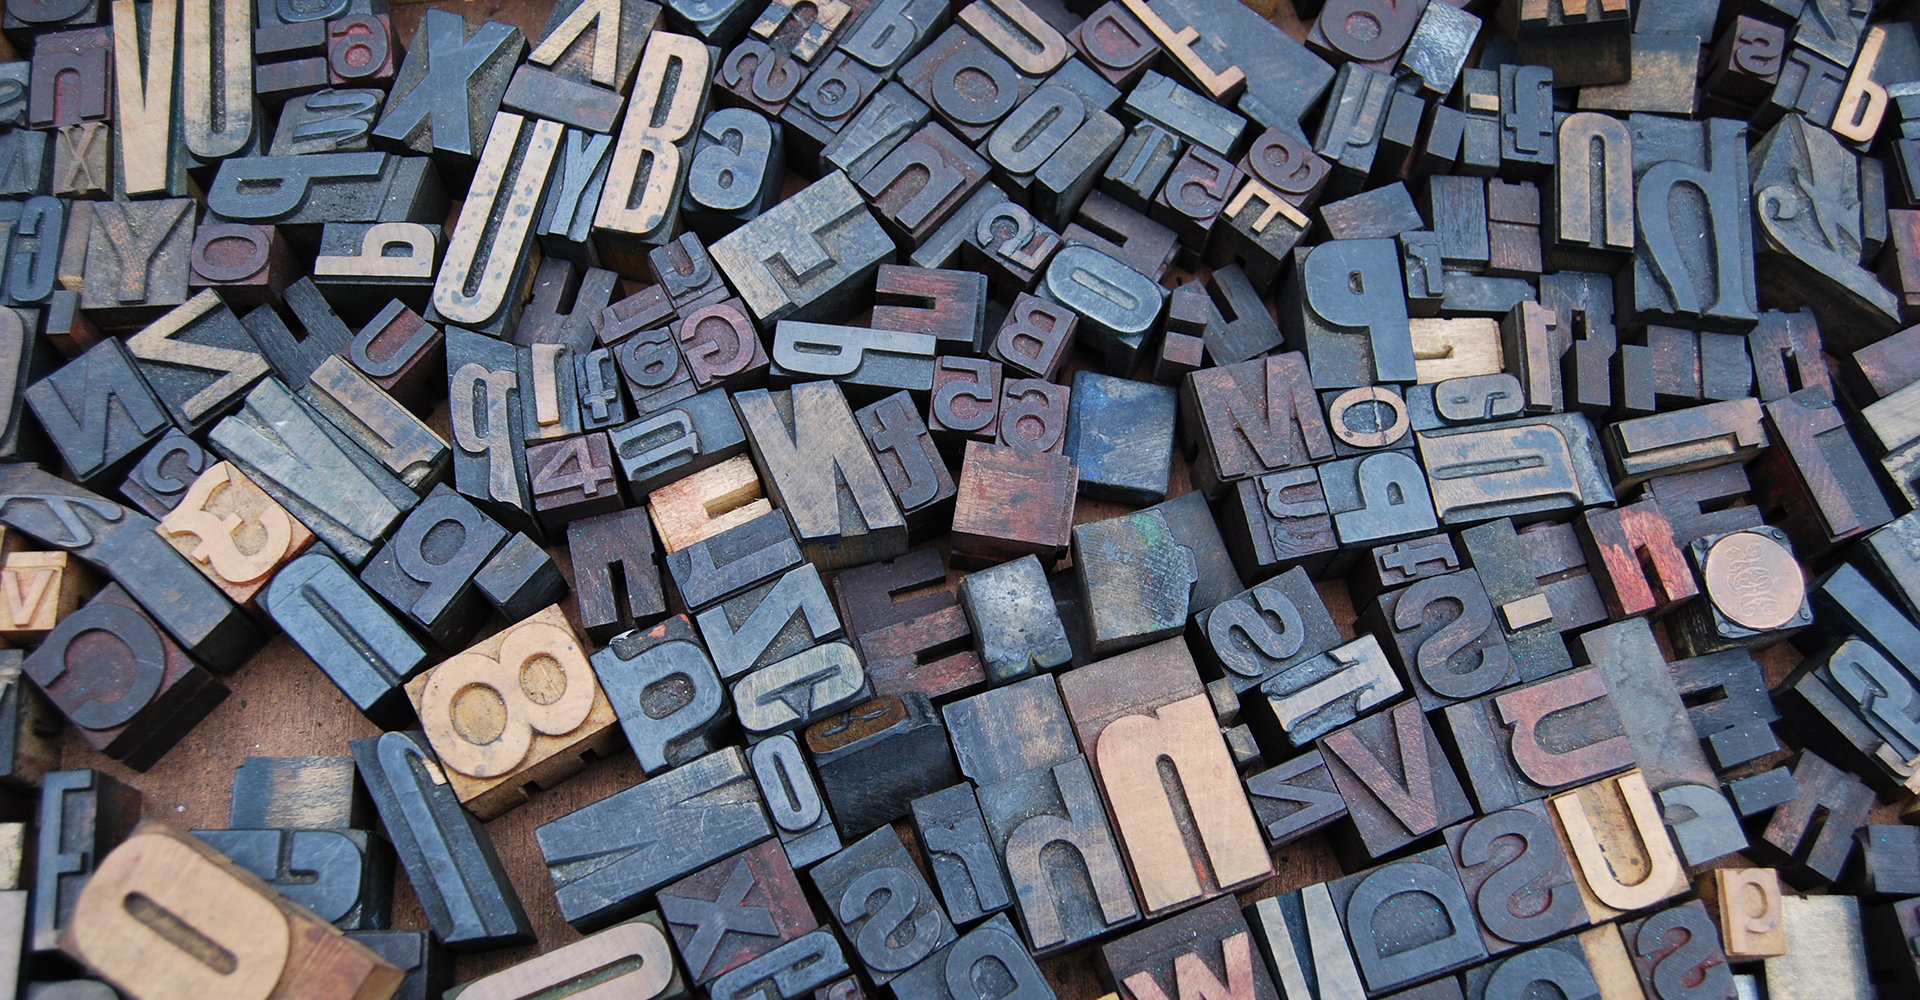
(228, 754, 363, 830)
(58, 823, 405, 998)
(928, 355, 1001, 456)
(32, 770, 138, 955)
(1321, 450, 1438, 551)
(943, 672, 1078, 787)
(1750, 114, 1900, 346)
(526, 0, 655, 95)
(155, 461, 313, 610)
(1422, 173, 1488, 273)
(888, 913, 1049, 998)
(576, 347, 628, 432)
(1124, 69, 1242, 164)
(1243, 887, 1369, 1000)
(1752, 750, 1873, 888)
(350, 730, 533, 948)
(1461, 937, 1603, 1000)
(1327, 846, 1487, 995)
(899, 25, 1028, 145)
(1323, 385, 1411, 457)
(1071, 508, 1196, 657)
(966, 198, 1061, 297)
(767, 322, 933, 405)
(1153, 329, 1204, 386)
(2, 194, 64, 311)
(825, 81, 931, 192)
(1178, 352, 1331, 499)
(1619, 116, 1757, 332)
(1191, 568, 1341, 698)
(707, 929, 850, 1000)
(302, 355, 449, 493)
(588, 30, 710, 271)
(779, 51, 880, 175)
(858, 121, 987, 247)
(1549, 112, 1633, 272)
(808, 692, 959, 837)
(1574, 618, 1719, 791)
(710, 170, 894, 328)
(699, 563, 842, 683)
(253, 20, 332, 105)
(872, 264, 987, 355)
(1244, 749, 1346, 848)
(25, 583, 227, 770)
(1667, 647, 1779, 770)
(1857, 825, 1920, 898)
(1060, 371, 1173, 504)
(1547, 770, 1686, 922)
(665, 510, 799, 618)
(1352, 533, 1459, 607)
(1058, 639, 1270, 916)
(911, 783, 1013, 927)
(404, 605, 620, 820)
(1102, 897, 1279, 1000)
(1063, 189, 1176, 285)
(310, 223, 441, 322)
(270, 89, 382, 155)
(1365, 568, 1517, 710)
(736, 382, 906, 568)
(1030, 101, 1124, 232)
(949, 440, 1075, 569)
(1249, 631, 1401, 751)
(346, 301, 442, 412)
(371, 9, 522, 167)
(1318, 699, 1473, 862)
(648, 455, 768, 558)
(1762, 895, 1871, 1000)
(1703, 16, 1786, 112)
(1750, 386, 1892, 555)
(359, 484, 507, 650)
(1150, 144, 1237, 250)
(749, 731, 840, 871)
(1486, 179, 1542, 278)
(1761, 46, 1848, 127)
(266, 551, 428, 725)
(429, 112, 561, 339)
(1070, 1, 1158, 89)
(29, 27, 109, 129)
(123, 290, 268, 434)
(1605, 398, 1768, 488)
(78, 197, 194, 329)
(1445, 801, 1586, 956)
(958, 0, 1066, 77)
(193, 827, 393, 931)
(830, 547, 949, 648)
(1574, 500, 1697, 619)
(474, 532, 567, 623)
(614, 324, 696, 416)
(988, 293, 1074, 382)
(442, 914, 685, 999)
(444, 327, 536, 538)
(527, 432, 622, 532)
(996, 377, 1066, 455)
(567, 505, 667, 645)
(954, 554, 1068, 684)
(668, 300, 765, 395)
(1574, 32, 1702, 116)
(1037, 244, 1161, 376)
(535, 128, 615, 264)
(1313, 62, 1393, 194)
(1618, 901, 1734, 1000)
(1635, 465, 1762, 549)
(1445, 661, 1632, 814)
(1280, 238, 1416, 389)
(682, 105, 784, 240)
(976, 754, 1139, 954)
(856, 604, 984, 703)
(1319, 182, 1423, 243)
(1216, 468, 1338, 582)
(325, 13, 395, 90)
(1104, 120, 1182, 212)
(1747, 308, 1829, 402)
(190, 223, 296, 310)
(661, 839, 813, 985)
(0, 660, 55, 792)
(810, 826, 955, 984)
(1696, 868, 1784, 960)
(515, 268, 609, 354)
(109, 0, 187, 198)
(211, 376, 415, 567)
(240, 278, 353, 392)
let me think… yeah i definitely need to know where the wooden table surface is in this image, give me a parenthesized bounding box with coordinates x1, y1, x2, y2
(45, 1, 1880, 996)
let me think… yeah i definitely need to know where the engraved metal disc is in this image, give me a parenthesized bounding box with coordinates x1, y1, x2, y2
(1703, 531, 1803, 631)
